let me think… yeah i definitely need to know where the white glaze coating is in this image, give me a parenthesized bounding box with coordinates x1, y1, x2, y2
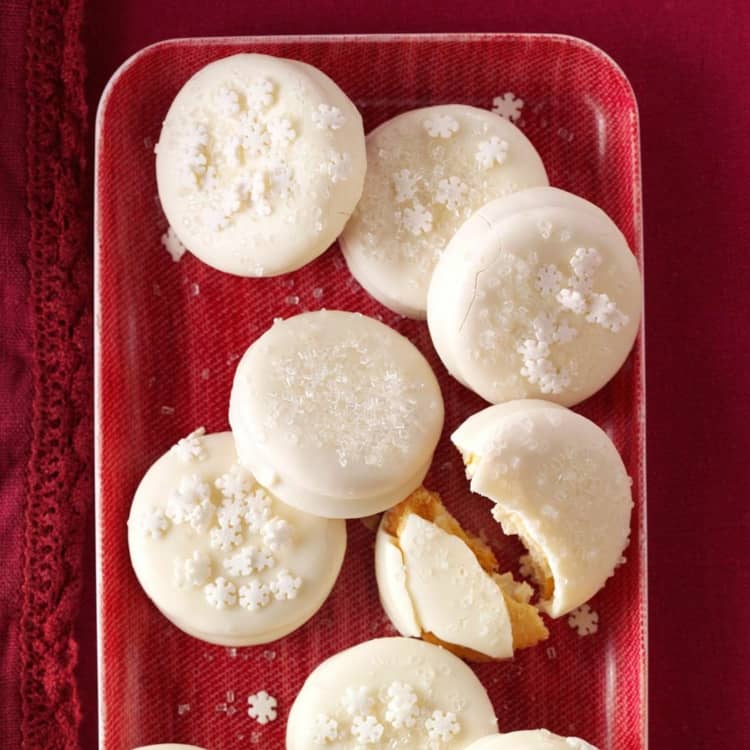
(340, 105, 548, 318)
(375, 515, 514, 658)
(427, 187, 643, 406)
(452, 401, 632, 617)
(128, 431, 346, 645)
(286, 637, 498, 749)
(465, 730, 598, 750)
(156, 53, 366, 276)
(229, 311, 444, 518)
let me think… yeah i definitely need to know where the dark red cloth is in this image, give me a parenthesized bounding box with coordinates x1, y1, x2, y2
(1, 1, 748, 749)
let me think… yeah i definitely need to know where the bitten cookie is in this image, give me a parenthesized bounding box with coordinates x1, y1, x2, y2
(375, 487, 548, 660)
(427, 187, 642, 406)
(128, 429, 346, 645)
(286, 637, 498, 749)
(465, 730, 598, 750)
(229, 311, 444, 518)
(340, 105, 548, 318)
(155, 53, 366, 276)
(452, 400, 632, 618)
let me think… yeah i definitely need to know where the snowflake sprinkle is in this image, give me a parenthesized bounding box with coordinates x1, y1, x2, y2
(401, 203, 433, 235)
(218, 497, 246, 528)
(476, 136, 509, 169)
(210, 524, 243, 552)
(204, 577, 237, 609)
(140, 507, 169, 538)
(385, 681, 419, 728)
(435, 176, 468, 211)
(223, 546, 256, 576)
(267, 117, 296, 148)
(182, 550, 211, 587)
(247, 78, 274, 111)
(262, 516, 292, 551)
(247, 691, 278, 724)
(536, 264, 563, 296)
(312, 104, 346, 130)
(215, 86, 240, 117)
(312, 714, 339, 744)
(492, 92, 524, 121)
(269, 568, 302, 600)
(425, 710, 461, 741)
(351, 715, 384, 744)
(161, 226, 186, 262)
(215, 464, 253, 499)
(166, 474, 211, 526)
(238, 579, 271, 611)
(322, 151, 352, 183)
(392, 168, 418, 203)
(244, 490, 272, 532)
(568, 604, 599, 636)
(423, 114, 459, 138)
(171, 427, 207, 463)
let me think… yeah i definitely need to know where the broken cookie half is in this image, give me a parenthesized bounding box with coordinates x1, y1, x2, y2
(375, 487, 549, 661)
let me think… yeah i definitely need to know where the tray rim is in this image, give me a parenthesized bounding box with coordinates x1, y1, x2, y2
(93, 31, 647, 750)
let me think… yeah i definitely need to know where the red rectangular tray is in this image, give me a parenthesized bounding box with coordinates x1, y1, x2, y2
(95, 33, 646, 750)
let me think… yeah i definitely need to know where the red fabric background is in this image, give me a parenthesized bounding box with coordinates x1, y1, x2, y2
(0, 1, 748, 749)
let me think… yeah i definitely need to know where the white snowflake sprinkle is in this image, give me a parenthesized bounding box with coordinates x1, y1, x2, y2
(568, 604, 599, 636)
(238, 579, 271, 611)
(139, 507, 168, 538)
(557, 288, 588, 314)
(171, 427, 207, 463)
(267, 117, 296, 148)
(204, 577, 237, 609)
(517, 339, 550, 361)
(570, 247, 602, 279)
(392, 168, 418, 203)
(215, 86, 240, 117)
(181, 550, 211, 587)
(210, 524, 243, 552)
(239, 115, 270, 157)
(492, 92, 524, 121)
(322, 151, 352, 183)
(536, 264, 563, 296)
(160, 226, 186, 262)
(223, 546, 256, 576)
(217, 497, 246, 528)
(385, 681, 419, 728)
(401, 203, 432, 235)
(531, 313, 556, 344)
(423, 114, 459, 138)
(586, 293, 629, 332)
(166, 474, 210, 526)
(341, 686, 374, 717)
(351, 715, 384, 744)
(312, 103, 346, 130)
(262, 517, 292, 551)
(269, 161, 295, 198)
(247, 691, 277, 724)
(554, 320, 578, 344)
(244, 490, 271, 532)
(312, 714, 339, 744)
(425, 710, 461, 741)
(248, 78, 274, 111)
(215, 464, 253, 499)
(435, 176, 468, 211)
(476, 136, 509, 169)
(269, 568, 302, 600)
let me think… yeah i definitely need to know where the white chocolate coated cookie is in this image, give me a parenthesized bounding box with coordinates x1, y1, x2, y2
(286, 638, 498, 749)
(340, 105, 548, 318)
(156, 53, 366, 276)
(427, 187, 642, 406)
(453, 401, 632, 617)
(229, 311, 444, 518)
(128, 430, 346, 645)
(465, 730, 598, 750)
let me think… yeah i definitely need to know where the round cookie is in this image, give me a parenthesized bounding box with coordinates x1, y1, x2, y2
(155, 53, 366, 276)
(452, 400, 632, 618)
(128, 429, 346, 645)
(286, 637, 498, 749)
(229, 311, 444, 518)
(465, 730, 598, 750)
(427, 187, 643, 406)
(340, 105, 548, 318)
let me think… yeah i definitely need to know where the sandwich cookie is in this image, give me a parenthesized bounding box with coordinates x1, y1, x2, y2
(128, 429, 346, 645)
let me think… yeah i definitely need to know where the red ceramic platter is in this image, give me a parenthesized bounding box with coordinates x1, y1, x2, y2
(95, 33, 646, 750)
